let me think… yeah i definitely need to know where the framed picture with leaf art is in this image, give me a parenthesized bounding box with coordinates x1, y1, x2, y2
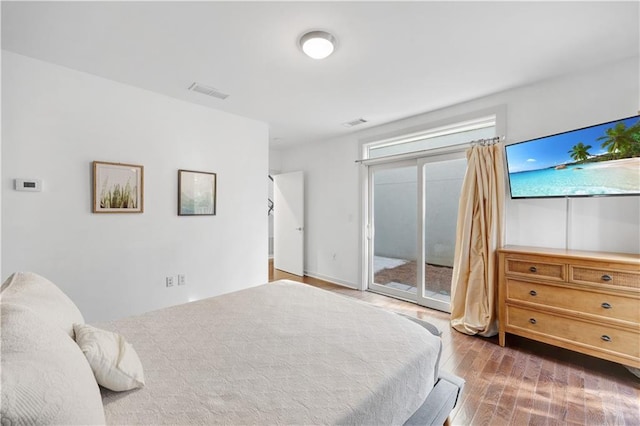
(178, 170, 217, 216)
(93, 161, 144, 213)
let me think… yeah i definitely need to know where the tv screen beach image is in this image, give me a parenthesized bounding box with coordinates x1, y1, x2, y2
(506, 116, 640, 198)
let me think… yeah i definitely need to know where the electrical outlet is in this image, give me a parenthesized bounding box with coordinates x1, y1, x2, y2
(177, 274, 186, 286)
(166, 276, 175, 287)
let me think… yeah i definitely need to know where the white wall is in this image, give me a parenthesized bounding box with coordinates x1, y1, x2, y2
(373, 166, 418, 260)
(279, 57, 640, 288)
(269, 148, 283, 173)
(2, 51, 269, 322)
(277, 138, 360, 287)
(0, 41, 3, 282)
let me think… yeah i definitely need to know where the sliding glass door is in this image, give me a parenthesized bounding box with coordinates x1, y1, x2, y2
(368, 152, 466, 312)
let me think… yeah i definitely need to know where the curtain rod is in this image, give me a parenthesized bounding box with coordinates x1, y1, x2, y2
(470, 136, 505, 146)
(355, 135, 505, 164)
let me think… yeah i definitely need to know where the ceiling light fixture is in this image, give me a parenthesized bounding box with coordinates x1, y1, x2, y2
(299, 30, 336, 60)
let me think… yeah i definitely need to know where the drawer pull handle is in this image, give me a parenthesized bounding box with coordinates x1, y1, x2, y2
(601, 335, 611, 342)
(601, 302, 612, 309)
(529, 266, 537, 273)
(601, 274, 612, 282)
(529, 318, 537, 325)
(529, 290, 537, 296)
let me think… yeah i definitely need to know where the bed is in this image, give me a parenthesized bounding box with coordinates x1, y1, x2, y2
(1, 272, 464, 425)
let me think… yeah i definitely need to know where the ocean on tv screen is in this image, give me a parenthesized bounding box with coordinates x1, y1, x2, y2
(509, 158, 640, 198)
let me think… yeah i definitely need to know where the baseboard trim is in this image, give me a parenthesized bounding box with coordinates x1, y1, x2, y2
(304, 271, 358, 290)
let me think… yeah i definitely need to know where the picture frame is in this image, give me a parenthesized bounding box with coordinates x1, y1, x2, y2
(93, 161, 144, 213)
(178, 169, 217, 216)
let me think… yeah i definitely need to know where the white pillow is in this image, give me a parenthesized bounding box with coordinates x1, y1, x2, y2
(74, 323, 145, 392)
(1, 304, 106, 425)
(0, 272, 84, 338)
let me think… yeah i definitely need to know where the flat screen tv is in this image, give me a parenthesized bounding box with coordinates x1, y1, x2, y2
(505, 115, 640, 199)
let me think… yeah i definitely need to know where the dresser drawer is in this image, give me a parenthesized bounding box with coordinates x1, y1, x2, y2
(506, 279, 640, 324)
(506, 305, 640, 359)
(570, 266, 640, 289)
(505, 258, 565, 282)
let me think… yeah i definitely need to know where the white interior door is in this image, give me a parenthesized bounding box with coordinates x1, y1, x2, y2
(273, 171, 304, 276)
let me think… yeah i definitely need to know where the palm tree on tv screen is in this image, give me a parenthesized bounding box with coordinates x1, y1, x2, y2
(568, 142, 592, 162)
(597, 121, 640, 158)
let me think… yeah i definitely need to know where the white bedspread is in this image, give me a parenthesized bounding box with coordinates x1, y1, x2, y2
(99, 280, 442, 425)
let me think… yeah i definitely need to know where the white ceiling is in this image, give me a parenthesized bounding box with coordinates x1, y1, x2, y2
(2, 1, 638, 148)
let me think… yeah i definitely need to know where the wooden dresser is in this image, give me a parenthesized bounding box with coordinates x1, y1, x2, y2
(498, 245, 640, 368)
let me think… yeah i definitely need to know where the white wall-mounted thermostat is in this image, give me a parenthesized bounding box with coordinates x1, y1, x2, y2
(15, 178, 42, 192)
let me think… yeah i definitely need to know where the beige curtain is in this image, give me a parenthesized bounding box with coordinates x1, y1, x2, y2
(450, 143, 505, 337)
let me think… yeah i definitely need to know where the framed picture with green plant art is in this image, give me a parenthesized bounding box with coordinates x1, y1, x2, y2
(92, 161, 144, 213)
(178, 169, 216, 216)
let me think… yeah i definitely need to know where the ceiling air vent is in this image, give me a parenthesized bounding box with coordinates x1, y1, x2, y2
(342, 118, 368, 128)
(188, 82, 229, 100)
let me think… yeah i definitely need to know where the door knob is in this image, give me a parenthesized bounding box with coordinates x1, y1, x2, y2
(296, 227, 303, 231)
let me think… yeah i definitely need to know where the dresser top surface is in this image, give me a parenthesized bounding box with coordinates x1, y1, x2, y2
(499, 245, 640, 265)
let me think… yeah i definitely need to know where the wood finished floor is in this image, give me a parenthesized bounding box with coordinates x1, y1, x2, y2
(269, 263, 640, 426)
